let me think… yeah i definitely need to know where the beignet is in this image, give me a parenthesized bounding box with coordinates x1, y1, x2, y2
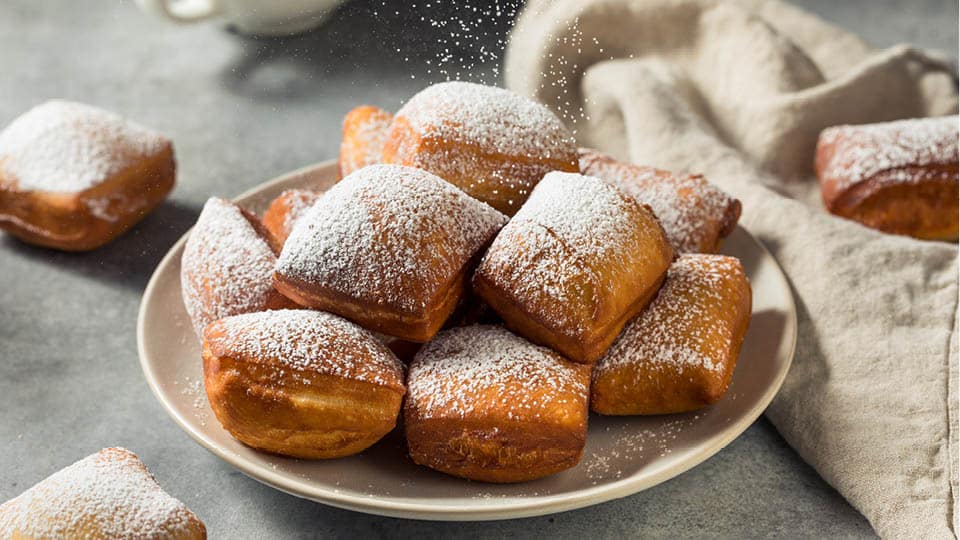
(181, 197, 294, 338)
(202, 309, 406, 459)
(274, 164, 508, 342)
(339, 105, 393, 178)
(579, 148, 741, 253)
(591, 254, 751, 415)
(404, 325, 591, 483)
(381, 81, 579, 215)
(473, 171, 674, 363)
(815, 116, 958, 241)
(261, 188, 320, 250)
(0, 448, 206, 540)
(0, 100, 175, 251)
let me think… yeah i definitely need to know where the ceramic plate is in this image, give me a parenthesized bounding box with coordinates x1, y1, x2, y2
(137, 160, 797, 521)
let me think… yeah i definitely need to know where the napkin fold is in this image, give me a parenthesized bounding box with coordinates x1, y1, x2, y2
(505, 1, 959, 537)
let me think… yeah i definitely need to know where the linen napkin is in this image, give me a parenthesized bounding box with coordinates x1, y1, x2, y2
(505, 1, 959, 537)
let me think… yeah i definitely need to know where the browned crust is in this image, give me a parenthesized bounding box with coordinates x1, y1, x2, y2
(404, 418, 586, 483)
(473, 268, 666, 364)
(717, 197, 742, 239)
(273, 267, 468, 343)
(382, 116, 579, 216)
(202, 340, 404, 459)
(822, 167, 958, 241)
(815, 128, 959, 241)
(0, 143, 175, 251)
(590, 259, 752, 415)
(403, 351, 591, 483)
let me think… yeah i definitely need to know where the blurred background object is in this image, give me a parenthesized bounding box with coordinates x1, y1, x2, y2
(135, 0, 347, 35)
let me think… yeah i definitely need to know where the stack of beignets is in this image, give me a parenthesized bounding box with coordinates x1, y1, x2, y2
(0, 100, 175, 251)
(181, 81, 755, 483)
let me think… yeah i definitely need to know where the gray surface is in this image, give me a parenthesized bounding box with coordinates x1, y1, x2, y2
(0, 0, 954, 538)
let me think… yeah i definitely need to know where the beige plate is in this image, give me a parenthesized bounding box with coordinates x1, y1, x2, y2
(137, 160, 797, 521)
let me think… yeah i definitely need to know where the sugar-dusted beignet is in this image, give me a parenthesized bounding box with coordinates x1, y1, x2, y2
(261, 188, 320, 250)
(274, 164, 508, 342)
(0, 448, 206, 539)
(381, 81, 579, 215)
(262, 187, 421, 362)
(473, 171, 674, 363)
(815, 116, 958, 241)
(0, 100, 175, 251)
(404, 325, 591, 483)
(339, 105, 393, 178)
(579, 148, 741, 253)
(203, 309, 406, 459)
(591, 254, 751, 415)
(181, 197, 294, 338)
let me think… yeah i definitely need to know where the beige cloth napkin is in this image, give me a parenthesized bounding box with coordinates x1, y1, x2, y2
(505, 1, 959, 538)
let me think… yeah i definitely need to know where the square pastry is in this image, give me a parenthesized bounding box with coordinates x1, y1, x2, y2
(591, 254, 752, 415)
(473, 171, 674, 363)
(203, 310, 406, 459)
(404, 325, 591, 483)
(273, 164, 508, 342)
(815, 116, 958, 240)
(0, 100, 175, 251)
(181, 197, 294, 339)
(381, 81, 579, 216)
(0, 448, 206, 539)
(579, 148, 741, 253)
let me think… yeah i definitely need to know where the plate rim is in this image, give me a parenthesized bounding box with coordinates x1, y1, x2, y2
(136, 159, 798, 521)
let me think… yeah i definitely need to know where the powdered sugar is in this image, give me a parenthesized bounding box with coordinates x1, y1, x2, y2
(0, 448, 202, 539)
(206, 309, 405, 390)
(818, 115, 959, 194)
(406, 325, 588, 420)
(181, 197, 279, 338)
(594, 254, 745, 378)
(277, 164, 507, 313)
(396, 81, 575, 159)
(480, 222, 596, 333)
(579, 148, 739, 253)
(584, 417, 699, 482)
(514, 172, 648, 261)
(0, 100, 169, 193)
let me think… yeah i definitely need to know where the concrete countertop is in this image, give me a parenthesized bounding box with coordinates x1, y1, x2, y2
(0, 1, 955, 537)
